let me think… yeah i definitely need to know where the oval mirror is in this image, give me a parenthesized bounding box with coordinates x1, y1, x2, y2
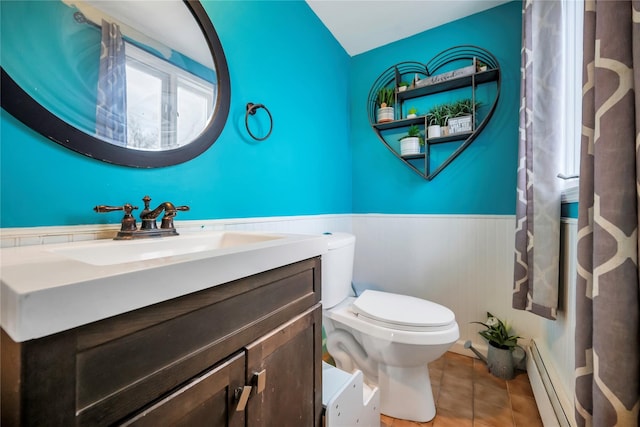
(1, 0, 230, 168)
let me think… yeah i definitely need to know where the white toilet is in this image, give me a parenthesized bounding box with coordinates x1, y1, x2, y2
(322, 233, 459, 422)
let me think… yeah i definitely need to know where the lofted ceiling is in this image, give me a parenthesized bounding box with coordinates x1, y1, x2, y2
(305, 0, 511, 56)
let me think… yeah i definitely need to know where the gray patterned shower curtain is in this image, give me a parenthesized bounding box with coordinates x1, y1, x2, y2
(96, 20, 127, 146)
(513, 0, 564, 321)
(574, 1, 640, 425)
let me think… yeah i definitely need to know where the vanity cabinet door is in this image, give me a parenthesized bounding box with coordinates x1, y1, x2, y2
(245, 305, 322, 427)
(119, 352, 246, 427)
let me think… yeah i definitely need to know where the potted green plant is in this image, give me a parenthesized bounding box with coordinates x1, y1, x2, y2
(454, 98, 482, 116)
(407, 106, 418, 119)
(376, 87, 395, 123)
(398, 124, 424, 156)
(473, 312, 519, 349)
(447, 98, 481, 134)
(398, 81, 410, 92)
(426, 104, 449, 139)
(472, 312, 524, 379)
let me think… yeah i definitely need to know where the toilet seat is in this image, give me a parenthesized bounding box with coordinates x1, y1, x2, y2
(351, 290, 456, 332)
(324, 295, 459, 346)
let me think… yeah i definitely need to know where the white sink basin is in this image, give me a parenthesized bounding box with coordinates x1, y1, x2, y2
(1, 230, 328, 342)
(49, 231, 283, 266)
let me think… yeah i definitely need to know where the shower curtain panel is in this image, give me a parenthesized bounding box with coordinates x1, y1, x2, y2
(513, 0, 564, 320)
(574, 1, 640, 426)
(96, 20, 127, 146)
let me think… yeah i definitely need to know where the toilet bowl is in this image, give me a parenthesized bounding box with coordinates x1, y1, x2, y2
(322, 233, 459, 422)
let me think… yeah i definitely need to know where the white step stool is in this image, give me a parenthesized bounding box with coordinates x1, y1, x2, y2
(322, 362, 380, 426)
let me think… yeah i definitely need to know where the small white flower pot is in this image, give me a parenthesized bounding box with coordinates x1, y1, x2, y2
(377, 107, 394, 123)
(400, 137, 421, 156)
(427, 125, 441, 139)
(407, 113, 417, 119)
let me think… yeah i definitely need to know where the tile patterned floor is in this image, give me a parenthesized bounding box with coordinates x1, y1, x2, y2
(380, 352, 543, 427)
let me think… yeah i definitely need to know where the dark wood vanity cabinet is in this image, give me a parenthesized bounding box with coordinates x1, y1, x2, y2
(1, 257, 323, 427)
(121, 351, 247, 427)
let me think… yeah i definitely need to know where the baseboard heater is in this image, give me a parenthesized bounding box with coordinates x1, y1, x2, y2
(527, 340, 572, 427)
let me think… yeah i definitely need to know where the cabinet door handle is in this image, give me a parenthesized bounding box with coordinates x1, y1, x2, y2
(253, 369, 266, 394)
(235, 386, 252, 412)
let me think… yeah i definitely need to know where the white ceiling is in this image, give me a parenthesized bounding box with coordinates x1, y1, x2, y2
(305, 0, 511, 56)
(69, 0, 214, 67)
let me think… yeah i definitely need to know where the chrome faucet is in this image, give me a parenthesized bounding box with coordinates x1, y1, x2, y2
(94, 195, 190, 240)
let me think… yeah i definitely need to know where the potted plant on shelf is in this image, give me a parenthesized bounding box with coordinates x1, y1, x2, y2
(447, 98, 481, 135)
(398, 124, 424, 156)
(376, 87, 395, 123)
(407, 106, 418, 119)
(472, 312, 524, 380)
(398, 81, 410, 92)
(426, 104, 449, 139)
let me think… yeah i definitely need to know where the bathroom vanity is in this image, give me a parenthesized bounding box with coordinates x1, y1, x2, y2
(0, 231, 326, 426)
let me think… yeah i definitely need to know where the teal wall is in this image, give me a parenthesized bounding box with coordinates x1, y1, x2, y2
(0, 0, 351, 227)
(561, 202, 579, 219)
(1, 1, 521, 228)
(351, 1, 521, 215)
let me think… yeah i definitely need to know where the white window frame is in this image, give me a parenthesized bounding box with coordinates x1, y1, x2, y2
(559, 0, 584, 203)
(124, 43, 214, 150)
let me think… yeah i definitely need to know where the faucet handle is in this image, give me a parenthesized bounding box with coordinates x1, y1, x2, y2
(94, 204, 138, 214)
(160, 205, 190, 229)
(94, 203, 139, 232)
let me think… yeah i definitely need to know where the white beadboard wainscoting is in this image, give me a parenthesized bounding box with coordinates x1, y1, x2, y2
(1, 213, 577, 424)
(351, 214, 546, 353)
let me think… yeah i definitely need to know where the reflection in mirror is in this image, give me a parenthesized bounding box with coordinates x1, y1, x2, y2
(1, 0, 230, 167)
(122, 42, 214, 150)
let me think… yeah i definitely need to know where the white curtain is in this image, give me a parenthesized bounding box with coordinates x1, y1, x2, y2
(513, 0, 566, 320)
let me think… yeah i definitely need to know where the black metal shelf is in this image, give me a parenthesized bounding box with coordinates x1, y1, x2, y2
(401, 152, 426, 160)
(397, 69, 499, 101)
(373, 116, 426, 131)
(367, 45, 501, 181)
(427, 131, 473, 145)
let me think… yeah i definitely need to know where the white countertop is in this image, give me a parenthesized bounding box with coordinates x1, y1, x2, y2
(1, 231, 328, 342)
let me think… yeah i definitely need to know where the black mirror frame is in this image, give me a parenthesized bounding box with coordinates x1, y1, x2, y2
(0, 0, 230, 168)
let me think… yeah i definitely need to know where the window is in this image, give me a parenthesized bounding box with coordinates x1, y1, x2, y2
(559, 0, 583, 202)
(124, 43, 214, 151)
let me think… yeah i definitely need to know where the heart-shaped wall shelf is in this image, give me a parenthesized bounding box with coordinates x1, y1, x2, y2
(367, 45, 501, 180)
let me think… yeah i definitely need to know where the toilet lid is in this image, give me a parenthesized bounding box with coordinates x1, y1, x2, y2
(351, 290, 456, 331)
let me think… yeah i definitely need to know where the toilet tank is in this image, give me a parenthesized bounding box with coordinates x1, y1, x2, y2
(322, 233, 356, 309)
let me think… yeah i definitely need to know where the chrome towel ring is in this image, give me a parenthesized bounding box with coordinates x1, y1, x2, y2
(245, 102, 273, 141)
